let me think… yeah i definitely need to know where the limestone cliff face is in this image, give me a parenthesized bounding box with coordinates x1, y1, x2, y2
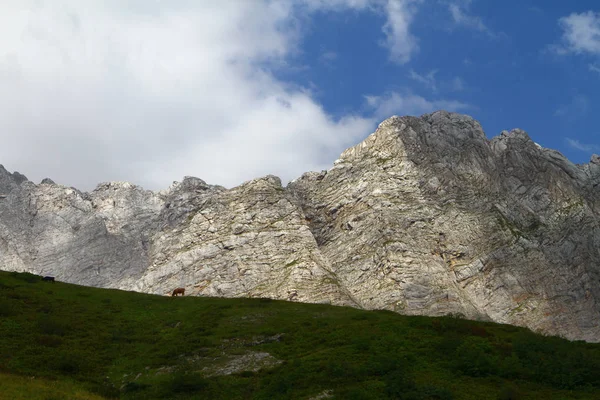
(288, 112, 600, 342)
(1, 111, 599, 341)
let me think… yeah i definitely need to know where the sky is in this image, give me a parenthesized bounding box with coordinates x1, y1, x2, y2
(0, 0, 599, 191)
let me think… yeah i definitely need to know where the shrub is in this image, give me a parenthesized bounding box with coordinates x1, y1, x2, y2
(168, 372, 209, 394)
(53, 352, 83, 375)
(121, 381, 151, 394)
(413, 385, 454, 400)
(454, 337, 497, 377)
(10, 271, 40, 283)
(36, 334, 63, 348)
(384, 368, 417, 398)
(37, 316, 66, 336)
(497, 383, 522, 400)
(0, 299, 17, 317)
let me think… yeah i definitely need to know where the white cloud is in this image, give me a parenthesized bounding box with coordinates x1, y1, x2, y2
(382, 0, 422, 64)
(557, 11, 600, 55)
(446, 0, 494, 36)
(0, 0, 434, 191)
(409, 69, 438, 91)
(365, 92, 471, 121)
(0, 0, 383, 190)
(301, 0, 373, 11)
(566, 138, 600, 152)
(590, 63, 600, 74)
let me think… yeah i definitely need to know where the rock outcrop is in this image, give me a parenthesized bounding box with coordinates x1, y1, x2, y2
(1, 111, 599, 341)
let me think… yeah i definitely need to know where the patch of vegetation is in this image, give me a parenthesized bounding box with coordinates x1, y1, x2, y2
(495, 211, 525, 240)
(0, 372, 105, 400)
(557, 199, 585, 216)
(376, 156, 394, 166)
(320, 275, 340, 286)
(0, 270, 599, 399)
(508, 302, 528, 317)
(284, 259, 299, 268)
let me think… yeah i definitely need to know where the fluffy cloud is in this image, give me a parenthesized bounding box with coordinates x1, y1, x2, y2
(365, 92, 471, 121)
(382, 0, 422, 64)
(300, 0, 373, 10)
(0, 0, 372, 190)
(557, 11, 600, 55)
(0, 0, 436, 190)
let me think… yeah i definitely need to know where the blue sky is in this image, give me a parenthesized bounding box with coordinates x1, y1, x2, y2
(0, 1, 599, 189)
(287, 0, 600, 163)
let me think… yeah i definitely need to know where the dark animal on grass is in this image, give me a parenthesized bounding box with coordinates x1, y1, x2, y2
(42, 276, 55, 282)
(172, 288, 185, 296)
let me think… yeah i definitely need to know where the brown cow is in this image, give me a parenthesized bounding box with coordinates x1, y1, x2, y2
(172, 288, 185, 296)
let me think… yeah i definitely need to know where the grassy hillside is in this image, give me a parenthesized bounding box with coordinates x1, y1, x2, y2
(1, 271, 599, 399)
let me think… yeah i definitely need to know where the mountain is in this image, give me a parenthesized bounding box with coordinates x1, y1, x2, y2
(1, 111, 599, 341)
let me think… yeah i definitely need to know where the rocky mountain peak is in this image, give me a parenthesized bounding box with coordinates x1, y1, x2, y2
(421, 110, 487, 141)
(0, 165, 29, 195)
(40, 178, 56, 185)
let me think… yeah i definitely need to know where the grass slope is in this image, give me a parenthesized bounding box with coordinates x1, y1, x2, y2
(0, 372, 104, 400)
(1, 271, 599, 399)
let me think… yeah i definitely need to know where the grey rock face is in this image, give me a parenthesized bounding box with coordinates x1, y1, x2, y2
(1, 111, 599, 341)
(41, 178, 56, 185)
(0, 175, 350, 306)
(0, 164, 29, 195)
(289, 111, 600, 341)
(136, 174, 352, 305)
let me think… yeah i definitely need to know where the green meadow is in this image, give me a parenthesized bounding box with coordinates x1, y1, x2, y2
(1, 270, 599, 399)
